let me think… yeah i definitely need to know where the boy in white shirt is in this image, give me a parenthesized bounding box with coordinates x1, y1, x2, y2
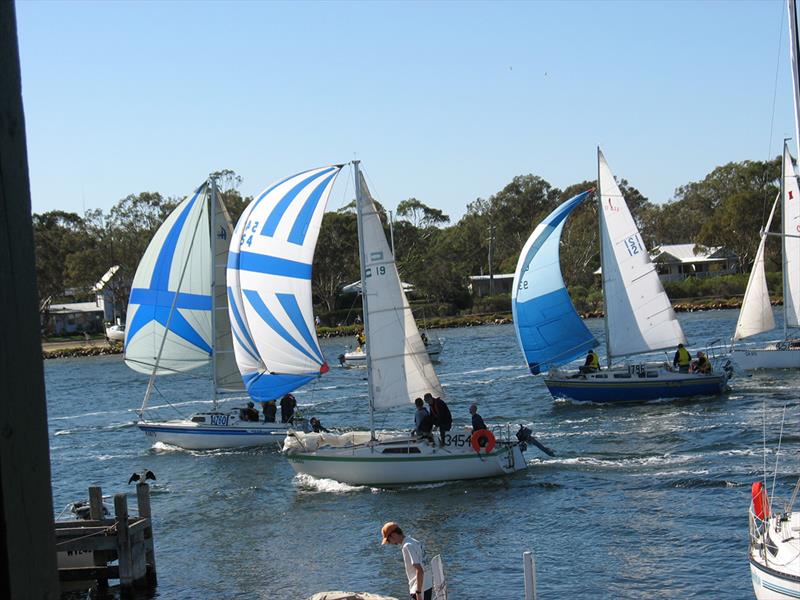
(381, 521, 433, 600)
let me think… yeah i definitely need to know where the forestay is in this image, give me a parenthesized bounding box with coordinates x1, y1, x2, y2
(734, 193, 778, 341)
(357, 172, 442, 410)
(598, 149, 686, 358)
(227, 167, 340, 400)
(783, 144, 800, 328)
(512, 190, 598, 374)
(124, 184, 213, 375)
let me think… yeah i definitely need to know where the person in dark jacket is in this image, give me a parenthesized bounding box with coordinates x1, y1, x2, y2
(280, 393, 297, 424)
(424, 393, 452, 446)
(261, 400, 277, 423)
(241, 401, 259, 422)
(309, 417, 330, 433)
(469, 403, 487, 432)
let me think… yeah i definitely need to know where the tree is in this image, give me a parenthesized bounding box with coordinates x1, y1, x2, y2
(396, 198, 450, 228)
(312, 212, 360, 311)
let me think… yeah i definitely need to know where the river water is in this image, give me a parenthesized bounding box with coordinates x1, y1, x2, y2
(47, 308, 799, 599)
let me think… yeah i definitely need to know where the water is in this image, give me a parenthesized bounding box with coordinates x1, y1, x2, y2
(46, 309, 800, 599)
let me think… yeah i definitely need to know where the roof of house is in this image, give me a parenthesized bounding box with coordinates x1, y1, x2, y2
(469, 274, 515, 281)
(49, 302, 103, 314)
(652, 244, 731, 263)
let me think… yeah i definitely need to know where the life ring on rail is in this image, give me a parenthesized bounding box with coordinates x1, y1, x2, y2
(470, 429, 496, 454)
(752, 481, 770, 520)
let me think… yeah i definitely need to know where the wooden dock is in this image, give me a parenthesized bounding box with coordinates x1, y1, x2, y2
(55, 484, 157, 594)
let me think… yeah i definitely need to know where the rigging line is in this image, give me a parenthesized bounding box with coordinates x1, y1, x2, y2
(334, 162, 354, 211)
(764, 0, 788, 227)
(770, 401, 788, 506)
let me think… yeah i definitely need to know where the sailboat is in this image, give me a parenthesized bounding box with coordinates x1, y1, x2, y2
(732, 0, 800, 370)
(125, 180, 299, 449)
(511, 150, 730, 403)
(284, 161, 532, 486)
(226, 165, 341, 413)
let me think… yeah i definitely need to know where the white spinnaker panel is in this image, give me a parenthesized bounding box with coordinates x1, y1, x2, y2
(783, 144, 800, 328)
(598, 150, 686, 358)
(358, 172, 442, 411)
(227, 195, 264, 380)
(212, 187, 245, 392)
(124, 184, 213, 375)
(735, 194, 778, 340)
(227, 167, 339, 398)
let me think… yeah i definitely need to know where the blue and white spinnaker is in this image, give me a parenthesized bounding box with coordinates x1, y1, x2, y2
(227, 166, 342, 400)
(125, 183, 213, 375)
(512, 190, 598, 375)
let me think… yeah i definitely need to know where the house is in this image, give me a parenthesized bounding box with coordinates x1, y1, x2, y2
(468, 274, 515, 297)
(651, 244, 738, 282)
(44, 302, 104, 335)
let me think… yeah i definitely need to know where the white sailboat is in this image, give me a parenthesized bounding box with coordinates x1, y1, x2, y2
(125, 180, 297, 449)
(512, 150, 730, 403)
(284, 162, 532, 486)
(732, 103, 800, 368)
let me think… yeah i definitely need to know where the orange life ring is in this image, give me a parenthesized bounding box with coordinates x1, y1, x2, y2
(471, 429, 496, 453)
(752, 481, 770, 520)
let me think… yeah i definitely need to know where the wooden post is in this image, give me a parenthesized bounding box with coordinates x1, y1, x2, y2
(88, 486, 108, 589)
(523, 551, 537, 600)
(0, 2, 59, 598)
(136, 482, 157, 585)
(114, 494, 132, 589)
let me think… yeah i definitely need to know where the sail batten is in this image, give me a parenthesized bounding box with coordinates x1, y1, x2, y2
(227, 166, 340, 401)
(512, 190, 598, 374)
(598, 150, 686, 358)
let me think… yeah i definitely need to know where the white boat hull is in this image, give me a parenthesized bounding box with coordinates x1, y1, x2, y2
(749, 509, 800, 600)
(139, 411, 295, 450)
(733, 347, 800, 371)
(341, 339, 442, 367)
(285, 432, 527, 486)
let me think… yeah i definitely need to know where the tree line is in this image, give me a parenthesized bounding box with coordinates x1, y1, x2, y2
(33, 157, 782, 318)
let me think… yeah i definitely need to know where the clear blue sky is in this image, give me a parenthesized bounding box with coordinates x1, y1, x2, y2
(15, 0, 797, 220)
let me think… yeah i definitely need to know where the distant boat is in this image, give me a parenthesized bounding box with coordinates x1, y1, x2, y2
(339, 334, 443, 367)
(125, 179, 316, 450)
(105, 323, 125, 343)
(511, 149, 730, 403)
(285, 161, 533, 486)
(732, 1, 800, 371)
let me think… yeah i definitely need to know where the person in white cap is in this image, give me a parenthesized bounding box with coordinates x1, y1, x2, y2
(381, 522, 432, 600)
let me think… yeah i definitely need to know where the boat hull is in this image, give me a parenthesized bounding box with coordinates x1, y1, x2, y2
(733, 347, 800, 371)
(544, 366, 728, 403)
(341, 340, 442, 368)
(286, 438, 527, 486)
(749, 508, 800, 600)
(138, 412, 292, 450)
(750, 558, 800, 600)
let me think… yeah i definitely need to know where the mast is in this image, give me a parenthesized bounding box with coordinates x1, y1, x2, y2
(209, 178, 219, 410)
(597, 147, 612, 368)
(789, 0, 800, 155)
(353, 161, 376, 438)
(388, 209, 395, 256)
(782, 142, 789, 342)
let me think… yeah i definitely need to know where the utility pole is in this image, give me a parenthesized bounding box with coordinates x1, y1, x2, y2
(487, 225, 496, 296)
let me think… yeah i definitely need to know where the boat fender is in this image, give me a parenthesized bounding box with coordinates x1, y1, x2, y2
(471, 429, 495, 453)
(752, 481, 770, 520)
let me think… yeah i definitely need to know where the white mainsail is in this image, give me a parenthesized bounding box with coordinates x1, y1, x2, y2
(227, 167, 340, 400)
(124, 184, 213, 375)
(734, 194, 779, 341)
(356, 169, 442, 411)
(598, 149, 686, 359)
(211, 183, 245, 392)
(783, 144, 800, 328)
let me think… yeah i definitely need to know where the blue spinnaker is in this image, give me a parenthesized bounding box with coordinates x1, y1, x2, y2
(512, 190, 598, 375)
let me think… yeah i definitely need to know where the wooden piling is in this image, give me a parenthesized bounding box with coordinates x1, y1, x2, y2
(88, 486, 108, 589)
(114, 493, 133, 588)
(136, 482, 158, 585)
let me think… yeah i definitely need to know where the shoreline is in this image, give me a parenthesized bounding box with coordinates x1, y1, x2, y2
(41, 297, 755, 360)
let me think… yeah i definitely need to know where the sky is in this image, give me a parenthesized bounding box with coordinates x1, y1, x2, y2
(14, 0, 799, 221)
